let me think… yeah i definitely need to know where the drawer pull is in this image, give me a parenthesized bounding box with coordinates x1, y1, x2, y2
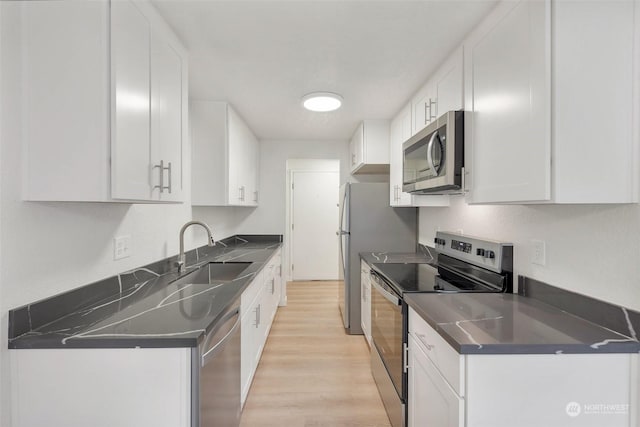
(416, 333, 433, 350)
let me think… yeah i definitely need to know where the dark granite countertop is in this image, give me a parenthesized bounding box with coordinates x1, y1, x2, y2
(360, 244, 437, 266)
(360, 248, 640, 355)
(405, 292, 640, 355)
(8, 235, 282, 350)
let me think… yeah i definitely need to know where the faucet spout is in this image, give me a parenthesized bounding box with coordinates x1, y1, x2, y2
(177, 220, 215, 273)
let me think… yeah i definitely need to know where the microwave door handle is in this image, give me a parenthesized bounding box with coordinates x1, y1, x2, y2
(426, 131, 439, 176)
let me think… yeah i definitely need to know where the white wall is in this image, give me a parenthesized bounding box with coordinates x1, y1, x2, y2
(238, 139, 346, 235)
(0, 4, 241, 424)
(237, 139, 386, 235)
(419, 198, 640, 311)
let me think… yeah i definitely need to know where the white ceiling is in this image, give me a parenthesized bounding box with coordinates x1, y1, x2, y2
(152, 0, 498, 141)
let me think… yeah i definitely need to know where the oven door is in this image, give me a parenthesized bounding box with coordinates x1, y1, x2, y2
(370, 272, 404, 398)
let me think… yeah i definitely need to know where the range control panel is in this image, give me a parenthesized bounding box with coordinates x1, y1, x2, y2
(434, 231, 513, 273)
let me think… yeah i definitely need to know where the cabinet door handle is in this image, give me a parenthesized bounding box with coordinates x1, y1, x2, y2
(254, 191, 258, 202)
(271, 278, 275, 294)
(153, 160, 171, 193)
(351, 153, 356, 166)
(254, 304, 260, 328)
(239, 186, 246, 201)
(429, 98, 437, 121)
(166, 162, 172, 194)
(424, 102, 429, 125)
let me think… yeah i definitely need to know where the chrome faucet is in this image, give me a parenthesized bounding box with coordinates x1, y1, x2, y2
(177, 220, 216, 273)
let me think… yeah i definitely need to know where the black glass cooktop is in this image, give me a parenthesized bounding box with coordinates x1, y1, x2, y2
(372, 259, 506, 295)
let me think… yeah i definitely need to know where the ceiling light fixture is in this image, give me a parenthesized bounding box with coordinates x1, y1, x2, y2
(301, 92, 343, 112)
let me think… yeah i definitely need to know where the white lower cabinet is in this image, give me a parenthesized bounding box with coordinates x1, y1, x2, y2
(360, 260, 371, 347)
(241, 272, 266, 407)
(407, 307, 638, 427)
(408, 335, 463, 427)
(11, 348, 191, 427)
(240, 249, 282, 407)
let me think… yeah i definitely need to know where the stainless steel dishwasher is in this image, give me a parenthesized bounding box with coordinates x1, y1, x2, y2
(192, 297, 241, 427)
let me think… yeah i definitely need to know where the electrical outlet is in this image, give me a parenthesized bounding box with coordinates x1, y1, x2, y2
(532, 239, 546, 266)
(114, 235, 132, 260)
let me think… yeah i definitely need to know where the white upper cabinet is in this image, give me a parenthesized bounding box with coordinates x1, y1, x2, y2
(150, 31, 184, 202)
(464, 0, 551, 204)
(550, 0, 636, 203)
(21, 0, 187, 203)
(110, 0, 151, 201)
(349, 120, 390, 174)
(465, 0, 637, 204)
(389, 104, 449, 207)
(191, 101, 260, 207)
(413, 47, 463, 135)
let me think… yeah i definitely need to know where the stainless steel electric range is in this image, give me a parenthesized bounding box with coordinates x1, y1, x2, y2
(369, 231, 513, 427)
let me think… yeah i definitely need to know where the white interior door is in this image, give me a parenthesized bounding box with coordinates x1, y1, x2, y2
(291, 171, 339, 280)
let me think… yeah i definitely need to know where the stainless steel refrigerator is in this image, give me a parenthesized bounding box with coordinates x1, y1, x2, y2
(337, 183, 417, 334)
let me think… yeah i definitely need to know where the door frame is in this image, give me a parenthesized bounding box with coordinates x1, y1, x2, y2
(284, 159, 340, 290)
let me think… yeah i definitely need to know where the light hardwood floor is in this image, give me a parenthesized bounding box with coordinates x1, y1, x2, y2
(240, 281, 391, 427)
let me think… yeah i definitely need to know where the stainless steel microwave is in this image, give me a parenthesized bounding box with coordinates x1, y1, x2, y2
(402, 110, 464, 194)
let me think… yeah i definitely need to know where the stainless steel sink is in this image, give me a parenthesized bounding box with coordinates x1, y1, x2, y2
(174, 262, 252, 284)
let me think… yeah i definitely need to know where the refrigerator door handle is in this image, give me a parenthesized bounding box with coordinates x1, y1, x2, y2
(338, 186, 349, 279)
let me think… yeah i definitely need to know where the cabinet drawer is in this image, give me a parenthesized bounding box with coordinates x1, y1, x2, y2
(409, 307, 464, 396)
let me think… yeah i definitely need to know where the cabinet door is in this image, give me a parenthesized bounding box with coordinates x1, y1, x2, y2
(465, 0, 550, 203)
(21, 0, 111, 202)
(227, 107, 244, 205)
(241, 285, 264, 407)
(245, 132, 260, 206)
(412, 84, 435, 135)
(110, 0, 152, 200)
(350, 124, 364, 172)
(408, 335, 464, 427)
(389, 109, 405, 206)
(434, 47, 463, 115)
(150, 34, 183, 202)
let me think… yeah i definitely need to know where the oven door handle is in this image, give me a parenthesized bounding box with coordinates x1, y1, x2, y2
(371, 278, 401, 306)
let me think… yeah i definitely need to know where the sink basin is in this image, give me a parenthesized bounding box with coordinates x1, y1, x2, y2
(175, 262, 252, 284)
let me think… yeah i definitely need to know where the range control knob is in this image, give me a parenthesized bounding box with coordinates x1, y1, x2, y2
(476, 248, 485, 257)
(486, 250, 495, 259)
